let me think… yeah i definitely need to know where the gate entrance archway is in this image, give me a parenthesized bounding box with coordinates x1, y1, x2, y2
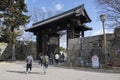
(26, 4, 92, 59)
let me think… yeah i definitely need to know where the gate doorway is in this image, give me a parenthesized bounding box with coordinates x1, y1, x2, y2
(26, 4, 92, 59)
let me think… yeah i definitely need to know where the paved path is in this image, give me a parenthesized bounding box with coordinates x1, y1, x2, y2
(0, 61, 120, 80)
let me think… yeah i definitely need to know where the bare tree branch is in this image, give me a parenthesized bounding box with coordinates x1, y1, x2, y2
(29, 7, 54, 23)
(96, 0, 120, 27)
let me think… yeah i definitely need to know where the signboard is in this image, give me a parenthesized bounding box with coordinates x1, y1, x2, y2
(92, 55, 99, 68)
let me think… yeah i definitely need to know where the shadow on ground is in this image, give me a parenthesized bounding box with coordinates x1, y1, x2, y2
(6, 70, 45, 75)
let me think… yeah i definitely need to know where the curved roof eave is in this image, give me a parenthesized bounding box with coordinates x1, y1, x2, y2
(25, 4, 91, 32)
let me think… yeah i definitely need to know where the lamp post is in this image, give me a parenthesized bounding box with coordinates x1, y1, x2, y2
(99, 14, 107, 67)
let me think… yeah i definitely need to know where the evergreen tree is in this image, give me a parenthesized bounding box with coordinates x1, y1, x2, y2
(0, 0, 30, 60)
(0, 27, 10, 42)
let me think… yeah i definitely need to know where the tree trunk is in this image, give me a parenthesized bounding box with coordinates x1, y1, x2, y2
(12, 43, 16, 61)
(11, 29, 16, 61)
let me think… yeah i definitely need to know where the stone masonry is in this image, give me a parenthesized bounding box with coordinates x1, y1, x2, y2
(67, 27, 120, 67)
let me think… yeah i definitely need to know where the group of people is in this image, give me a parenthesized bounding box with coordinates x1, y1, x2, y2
(49, 52, 66, 65)
(38, 52, 66, 65)
(25, 52, 66, 74)
(26, 54, 49, 74)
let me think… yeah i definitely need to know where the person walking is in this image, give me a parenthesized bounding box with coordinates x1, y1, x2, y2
(49, 52, 54, 65)
(55, 53, 59, 64)
(38, 54, 43, 66)
(26, 54, 33, 73)
(61, 53, 65, 63)
(42, 54, 49, 74)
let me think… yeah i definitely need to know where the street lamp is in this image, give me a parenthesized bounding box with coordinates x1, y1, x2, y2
(99, 14, 107, 67)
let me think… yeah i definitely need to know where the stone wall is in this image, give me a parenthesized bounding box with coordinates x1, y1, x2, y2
(1, 41, 36, 60)
(67, 27, 120, 67)
(112, 27, 120, 66)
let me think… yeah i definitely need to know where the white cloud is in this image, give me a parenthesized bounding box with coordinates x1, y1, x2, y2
(41, 7, 47, 13)
(74, 2, 79, 5)
(86, 29, 114, 37)
(25, 0, 27, 3)
(55, 3, 64, 11)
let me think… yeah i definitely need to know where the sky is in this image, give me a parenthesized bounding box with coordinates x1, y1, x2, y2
(25, 0, 114, 48)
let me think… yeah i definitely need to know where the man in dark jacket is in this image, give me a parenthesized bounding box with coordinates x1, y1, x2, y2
(26, 54, 33, 73)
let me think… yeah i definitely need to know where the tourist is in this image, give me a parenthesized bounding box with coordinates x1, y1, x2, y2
(38, 53, 43, 66)
(42, 54, 49, 74)
(49, 52, 54, 65)
(61, 53, 65, 63)
(55, 53, 59, 64)
(26, 54, 33, 73)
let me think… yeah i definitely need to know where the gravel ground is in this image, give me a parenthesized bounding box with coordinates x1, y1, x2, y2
(0, 61, 120, 80)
